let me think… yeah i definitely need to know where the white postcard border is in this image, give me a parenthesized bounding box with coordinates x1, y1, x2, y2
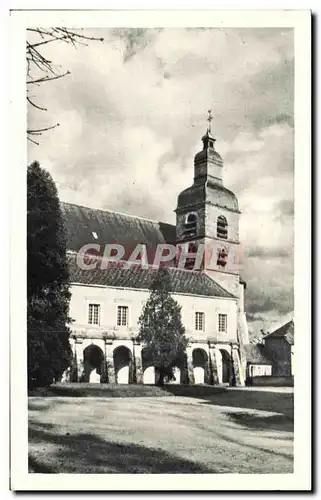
(9, 9, 311, 491)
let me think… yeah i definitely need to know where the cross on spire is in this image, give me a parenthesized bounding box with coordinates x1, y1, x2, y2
(207, 109, 213, 133)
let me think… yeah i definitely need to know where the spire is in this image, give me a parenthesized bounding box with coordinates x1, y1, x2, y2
(193, 109, 223, 184)
(207, 109, 213, 134)
(202, 109, 216, 150)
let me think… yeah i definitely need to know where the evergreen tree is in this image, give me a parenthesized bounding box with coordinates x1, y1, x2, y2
(27, 161, 72, 387)
(138, 267, 187, 385)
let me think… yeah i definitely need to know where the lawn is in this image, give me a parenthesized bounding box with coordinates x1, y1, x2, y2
(28, 387, 293, 474)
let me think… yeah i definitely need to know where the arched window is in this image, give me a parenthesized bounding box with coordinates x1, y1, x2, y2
(183, 212, 197, 238)
(217, 215, 228, 239)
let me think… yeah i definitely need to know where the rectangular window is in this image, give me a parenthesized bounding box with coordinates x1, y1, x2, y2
(117, 305, 128, 326)
(88, 303, 100, 325)
(218, 313, 227, 333)
(195, 312, 205, 331)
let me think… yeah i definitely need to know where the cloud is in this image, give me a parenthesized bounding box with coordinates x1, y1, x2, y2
(245, 313, 266, 324)
(112, 28, 163, 62)
(246, 247, 292, 259)
(27, 27, 294, 335)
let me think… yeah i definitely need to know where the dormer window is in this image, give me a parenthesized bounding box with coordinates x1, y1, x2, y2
(183, 212, 197, 238)
(217, 215, 228, 239)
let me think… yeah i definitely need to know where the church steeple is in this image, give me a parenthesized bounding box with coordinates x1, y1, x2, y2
(175, 110, 241, 295)
(193, 111, 223, 185)
(175, 110, 239, 243)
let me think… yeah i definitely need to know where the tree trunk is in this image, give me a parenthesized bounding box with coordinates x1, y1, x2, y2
(156, 368, 165, 386)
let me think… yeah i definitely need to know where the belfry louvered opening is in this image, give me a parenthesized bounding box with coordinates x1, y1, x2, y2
(183, 213, 197, 238)
(217, 215, 228, 239)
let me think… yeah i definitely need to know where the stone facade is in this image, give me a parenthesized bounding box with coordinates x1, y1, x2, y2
(66, 283, 243, 385)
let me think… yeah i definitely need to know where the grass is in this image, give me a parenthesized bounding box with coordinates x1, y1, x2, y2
(28, 387, 293, 474)
(28, 383, 226, 398)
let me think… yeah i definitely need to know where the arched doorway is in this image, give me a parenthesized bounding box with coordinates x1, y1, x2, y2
(167, 366, 181, 384)
(113, 346, 132, 384)
(143, 366, 156, 384)
(192, 348, 208, 384)
(220, 349, 232, 384)
(83, 344, 104, 383)
(142, 347, 155, 384)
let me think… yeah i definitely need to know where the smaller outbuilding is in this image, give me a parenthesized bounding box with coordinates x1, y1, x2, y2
(244, 343, 272, 383)
(263, 320, 294, 376)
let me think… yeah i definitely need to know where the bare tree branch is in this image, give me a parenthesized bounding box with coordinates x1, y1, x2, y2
(27, 96, 48, 112)
(27, 123, 60, 136)
(27, 27, 104, 144)
(27, 136, 40, 146)
(27, 71, 70, 85)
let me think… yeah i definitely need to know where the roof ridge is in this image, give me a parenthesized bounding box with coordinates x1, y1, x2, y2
(264, 319, 294, 338)
(60, 201, 174, 227)
(201, 271, 235, 298)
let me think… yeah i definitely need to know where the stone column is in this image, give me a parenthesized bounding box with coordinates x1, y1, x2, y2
(181, 353, 189, 384)
(67, 336, 76, 382)
(100, 354, 108, 384)
(105, 341, 115, 384)
(231, 345, 245, 386)
(216, 348, 223, 384)
(133, 341, 143, 384)
(208, 344, 220, 385)
(186, 345, 195, 385)
(74, 338, 84, 382)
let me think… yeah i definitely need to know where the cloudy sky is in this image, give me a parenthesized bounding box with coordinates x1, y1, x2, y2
(27, 27, 294, 335)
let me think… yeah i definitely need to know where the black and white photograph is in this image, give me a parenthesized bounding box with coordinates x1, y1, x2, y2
(9, 8, 311, 491)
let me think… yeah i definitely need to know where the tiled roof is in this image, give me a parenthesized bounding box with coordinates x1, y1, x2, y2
(244, 344, 272, 365)
(61, 202, 176, 255)
(264, 320, 294, 345)
(67, 254, 235, 299)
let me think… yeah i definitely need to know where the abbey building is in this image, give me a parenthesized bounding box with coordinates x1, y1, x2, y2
(61, 124, 249, 386)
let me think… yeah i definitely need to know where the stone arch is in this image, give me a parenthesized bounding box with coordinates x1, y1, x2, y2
(166, 366, 181, 384)
(220, 349, 232, 384)
(192, 348, 208, 384)
(141, 347, 156, 384)
(83, 343, 104, 383)
(168, 350, 188, 384)
(113, 345, 133, 384)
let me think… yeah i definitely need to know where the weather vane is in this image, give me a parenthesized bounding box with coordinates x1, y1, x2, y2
(207, 109, 213, 133)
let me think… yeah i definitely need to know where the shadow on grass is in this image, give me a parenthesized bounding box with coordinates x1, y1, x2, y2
(28, 423, 214, 474)
(224, 411, 294, 433)
(195, 390, 294, 418)
(28, 384, 294, 419)
(161, 384, 226, 398)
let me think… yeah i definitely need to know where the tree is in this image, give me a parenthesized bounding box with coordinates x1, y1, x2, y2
(27, 28, 104, 144)
(27, 161, 72, 387)
(138, 267, 188, 385)
(250, 328, 268, 344)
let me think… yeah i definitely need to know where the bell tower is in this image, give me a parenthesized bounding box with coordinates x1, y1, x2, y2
(175, 111, 241, 296)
